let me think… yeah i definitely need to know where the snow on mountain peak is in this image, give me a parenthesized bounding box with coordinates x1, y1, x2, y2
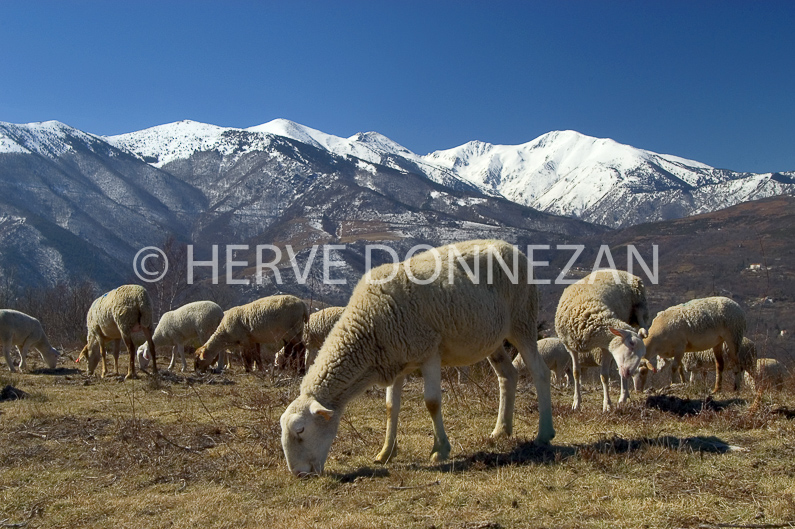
(0, 120, 100, 158)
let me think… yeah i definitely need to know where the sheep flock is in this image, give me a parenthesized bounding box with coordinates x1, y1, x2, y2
(1, 238, 791, 480)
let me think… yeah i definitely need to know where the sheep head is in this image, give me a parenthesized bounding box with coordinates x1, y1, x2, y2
(280, 394, 340, 477)
(194, 345, 213, 372)
(76, 344, 101, 375)
(42, 346, 59, 369)
(608, 327, 646, 379)
(137, 344, 151, 371)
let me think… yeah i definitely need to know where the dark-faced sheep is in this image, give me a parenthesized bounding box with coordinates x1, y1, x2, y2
(195, 295, 308, 373)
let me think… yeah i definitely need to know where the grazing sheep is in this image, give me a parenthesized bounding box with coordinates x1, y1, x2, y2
(746, 358, 788, 391)
(554, 269, 649, 412)
(137, 300, 224, 372)
(77, 285, 157, 379)
(0, 309, 60, 372)
(274, 306, 344, 373)
(512, 337, 572, 387)
(643, 296, 746, 394)
(195, 295, 308, 372)
(682, 337, 757, 390)
(280, 239, 555, 477)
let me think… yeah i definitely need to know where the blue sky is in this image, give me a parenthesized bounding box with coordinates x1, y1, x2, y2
(1, 1, 793, 173)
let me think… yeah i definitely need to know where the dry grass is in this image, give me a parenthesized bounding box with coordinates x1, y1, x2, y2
(2, 355, 795, 529)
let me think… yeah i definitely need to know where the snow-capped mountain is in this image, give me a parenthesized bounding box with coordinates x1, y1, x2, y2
(107, 120, 795, 229)
(0, 119, 603, 295)
(422, 130, 795, 226)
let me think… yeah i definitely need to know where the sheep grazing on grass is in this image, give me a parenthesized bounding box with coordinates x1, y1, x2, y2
(0, 309, 60, 372)
(512, 337, 572, 387)
(643, 296, 746, 395)
(554, 269, 649, 412)
(682, 337, 757, 390)
(280, 239, 555, 477)
(747, 358, 788, 391)
(195, 295, 308, 373)
(77, 285, 157, 379)
(137, 300, 224, 372)
(273, 306, 345, 373)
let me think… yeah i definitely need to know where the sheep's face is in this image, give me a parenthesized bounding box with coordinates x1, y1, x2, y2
(38, 347, 58, 369)
(280, 394, 340, 477)
(608, 328, 646, 379)
(77, 345, 100, 375)
(137, 344, 151, 371)
(194, 345, 214, 371)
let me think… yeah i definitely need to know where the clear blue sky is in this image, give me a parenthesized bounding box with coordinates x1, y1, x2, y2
(1, 1, 793, 173)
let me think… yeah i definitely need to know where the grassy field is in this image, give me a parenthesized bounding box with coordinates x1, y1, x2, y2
(2, 353, 795, 529)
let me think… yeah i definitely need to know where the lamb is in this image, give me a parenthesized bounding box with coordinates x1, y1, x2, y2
(748, 358, 788, 391)
(0, 309, 60, 372)
(137, 300, 224, 372)
(642, 296, 746, 394)
(554, 269, 649, 412)
(280, 239, 555, 477)
(77, 284, 157, 379)
(681, 337, 756, 390)
(303, 306, 345, 368)
(195, 295, 308, 372)
(512, 337, 572, 387)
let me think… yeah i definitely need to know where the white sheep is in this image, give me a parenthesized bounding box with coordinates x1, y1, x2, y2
(137, 300, 224, 372)
(195, 295, 308, 372)
(643, 296, 746, 394)
(303, 306, 345, 369)
(554, 269, 649, 412)
(0, 309, 60, 372)
(280, 239, 555, 477)
(746, 358, 788, 391)
(512, 337, 572, 387)
(77, 284, 157, 379)
(682, 337, 757, 390)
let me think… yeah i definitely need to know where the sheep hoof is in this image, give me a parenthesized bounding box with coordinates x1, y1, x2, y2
(490, 426, 510, 439)
(125, 373, 138, 381)
(375, 445, 397, 464)
(430, 449, 450, 463)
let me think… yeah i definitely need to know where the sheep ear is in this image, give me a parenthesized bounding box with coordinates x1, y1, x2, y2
(310, 400, 334, 421)
(609, 327, 626, 338)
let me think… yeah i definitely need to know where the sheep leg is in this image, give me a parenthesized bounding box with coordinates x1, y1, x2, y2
(514, 338, 555, 444)
(712, 344, 725, 394)
(255, 343, 266, 373)
(600, 350, 614, 412)
(178, 344, 188, 372)
(421, 357, 451, 463)
(18, 344, 30, 372)
(569, 350, 582, 410)
(375, 374, 404, 464)
(168, 345, 177, 371)
(143, 326, 158, 376)
(3, 341, 18, 372)
(214, 347, 226, 373)
(618, 374, 632, 406)
(123, 336, 137, 380)
(112, 340, 120, 375)
(99, 340, 108, 378)
(487, 346, 517, 438)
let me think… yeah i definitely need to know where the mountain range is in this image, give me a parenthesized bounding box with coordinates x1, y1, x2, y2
(0, 118, 793, 304)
